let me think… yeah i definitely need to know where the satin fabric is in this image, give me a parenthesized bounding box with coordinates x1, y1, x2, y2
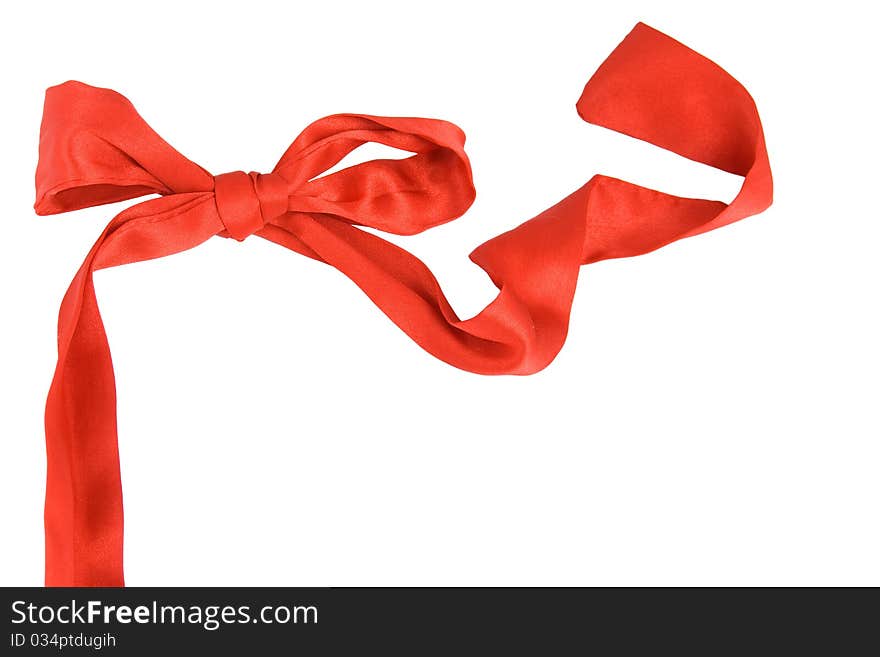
(34, 23, 772, 586)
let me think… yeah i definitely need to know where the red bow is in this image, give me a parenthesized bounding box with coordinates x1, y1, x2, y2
(35, 23, 772, 586)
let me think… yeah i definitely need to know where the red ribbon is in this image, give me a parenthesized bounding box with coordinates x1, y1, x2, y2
(35, 23, 772, 586)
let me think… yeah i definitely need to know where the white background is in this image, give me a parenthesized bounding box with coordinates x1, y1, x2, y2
(1, 1, 877, 586)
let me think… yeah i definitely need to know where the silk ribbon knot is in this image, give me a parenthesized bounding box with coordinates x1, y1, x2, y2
(34, 23, 772, 586)
(212, 170, 289, 241)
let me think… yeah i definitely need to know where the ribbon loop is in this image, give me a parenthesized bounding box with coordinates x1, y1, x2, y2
(274, 114, 475, 235)
(34, 81, 213, 215)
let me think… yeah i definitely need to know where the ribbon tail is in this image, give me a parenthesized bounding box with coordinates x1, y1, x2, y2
(45, 258, 124, 586)
(43, 194, 223, 586)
